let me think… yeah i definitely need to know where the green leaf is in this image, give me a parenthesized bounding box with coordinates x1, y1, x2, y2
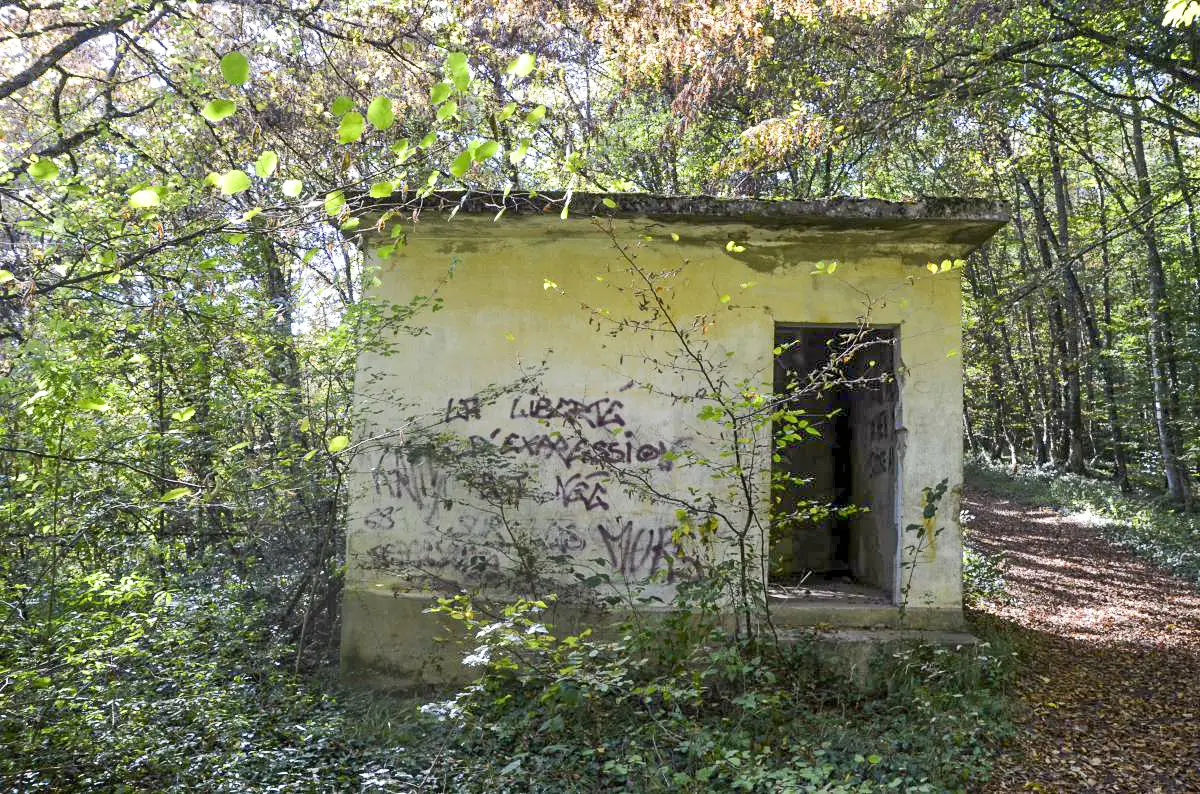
(77, 397, 109, 411)
(510, 138, 530, 164)
(601, 197, 617, 209)
(220, 52, 250, 85)
(281, 179, 303, 198)
(436, 100, 458, 121)
(475, 140, 500, 160)
(324, 190, 346, 215)
(29, 158, 58, 181)
(506, 53, 536, 77)
(330, 95, 354, 116)
(338, 111, 364, 143)
(327, 435, 350, 453)
(369, 181, 394, 198)
(446, 51, 470, 91)
(420, 132, 437, 148)
(129, 188, 160, 208)
(449, 150, 473, 178)
(254, 150, 278, 178)
(430, 82, 452, 105)
(496, 102, 517, 122)
(217, 169, 251, 195)
(201, 99, 237, 123)
(367, 96, 395, 130)
(160, 487, 192, 502)
(171, 406, 196, 422)
(1165, 0, 1200, 26)
(0, 270, 13, 284)
(525, 105, 547, 125)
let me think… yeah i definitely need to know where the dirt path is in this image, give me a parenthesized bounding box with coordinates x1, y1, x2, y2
(964, 486, 1200, 793)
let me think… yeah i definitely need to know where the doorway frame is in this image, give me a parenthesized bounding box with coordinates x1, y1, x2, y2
(768, 321, 904, 605)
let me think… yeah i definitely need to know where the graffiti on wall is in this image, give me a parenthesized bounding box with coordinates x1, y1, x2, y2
(369, 449, 452, 524)
(865, 407, 894, 478)
(364, 514, 697, 583)
(361, 391, 695, 583)
(508, 395, 628, 429)
(555, 471, 610, 511)
(597, 519, 698, 581)
(467, 428, 676, 471)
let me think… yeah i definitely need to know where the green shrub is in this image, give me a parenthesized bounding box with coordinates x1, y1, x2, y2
(0, 573, 441, 792)
(960, 508, 1011, 610)
(1, 567, 1014, 793)
(416, 591, 1012, 793)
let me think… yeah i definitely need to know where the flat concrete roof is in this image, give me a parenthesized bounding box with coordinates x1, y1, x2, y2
(355, 191, 1009, 263)
(366, 188, 1003, 224)
(364, 190, 1005, 225)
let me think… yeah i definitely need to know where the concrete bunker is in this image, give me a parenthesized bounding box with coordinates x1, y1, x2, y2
(340, 192, 1007, 686)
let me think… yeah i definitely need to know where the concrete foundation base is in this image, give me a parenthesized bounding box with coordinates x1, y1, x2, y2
(342, 588, 976, 691)
(768, 599, 967, 632)
(340, 589, 471, 690)
(779, 627, 982, 686)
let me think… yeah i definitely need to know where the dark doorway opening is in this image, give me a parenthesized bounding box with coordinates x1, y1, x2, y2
(770, 325, 899, 603)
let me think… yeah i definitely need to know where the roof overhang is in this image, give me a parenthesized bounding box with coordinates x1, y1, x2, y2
(351, 191, 1009, 268)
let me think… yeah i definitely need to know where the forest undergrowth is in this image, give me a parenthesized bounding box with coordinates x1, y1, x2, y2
(2, 554, 1015, 793)
(8, 452, 1200, 792)
(9, 460, 1200, 792)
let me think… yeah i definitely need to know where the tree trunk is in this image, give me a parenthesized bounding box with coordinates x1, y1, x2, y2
(1096, 187, 1132, 491)
(1130, 98, 1192, 507)
(1045, 116, 1087, 473)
